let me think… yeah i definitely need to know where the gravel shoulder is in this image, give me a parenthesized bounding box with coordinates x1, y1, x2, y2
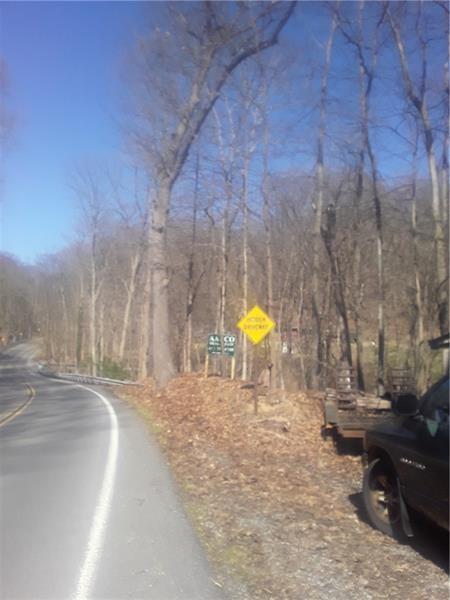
(117, 374, 449, 600)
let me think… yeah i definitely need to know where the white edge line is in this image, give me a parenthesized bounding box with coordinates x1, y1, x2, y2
(72, 385, 119, 600)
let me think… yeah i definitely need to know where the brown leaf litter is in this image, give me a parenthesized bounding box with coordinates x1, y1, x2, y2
(117, 374, 449, 600)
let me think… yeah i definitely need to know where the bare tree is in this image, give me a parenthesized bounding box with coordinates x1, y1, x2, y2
(75, 257, 85, 369)
(138, 240, 152, 379)
(239, 73, 261, 380)
(311, 9, 338, 387)
(212, 102, 238, 344)
(132, 1, 296, 386)
(321, 184, 353, 367)
(72, 168, 109, 376)
(0, 254, 36, 344)
(17, 0, 449, 396)
(110, 176, 148, 364)
(339, 1, 386, 395)
(387, 3, 448, 335)
(256, 62, 284, 389)
(182, 150, 204, 372)
(241, 130, 250, 380)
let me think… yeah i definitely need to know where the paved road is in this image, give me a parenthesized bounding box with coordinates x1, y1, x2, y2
(0, 344, 222, 600)
(0, 350, 34, 423)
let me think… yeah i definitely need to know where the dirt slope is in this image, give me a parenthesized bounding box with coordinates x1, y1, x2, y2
(119, 374, 449, 600)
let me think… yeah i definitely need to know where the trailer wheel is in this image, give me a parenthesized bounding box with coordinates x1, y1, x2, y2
(321, 426, 333, 442)
(363, 458, 404, 538)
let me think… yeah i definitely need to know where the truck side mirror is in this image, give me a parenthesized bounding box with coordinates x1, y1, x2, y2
(392, 393, 419, 416)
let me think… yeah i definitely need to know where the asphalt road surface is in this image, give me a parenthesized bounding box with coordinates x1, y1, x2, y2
(0, 344, 222, 600)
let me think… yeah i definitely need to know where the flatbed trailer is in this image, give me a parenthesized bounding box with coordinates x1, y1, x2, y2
(322, 390, 392, 439)
(321, 365, 412, 442)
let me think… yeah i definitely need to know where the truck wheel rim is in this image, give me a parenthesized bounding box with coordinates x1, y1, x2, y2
(370, 473, 400, 525)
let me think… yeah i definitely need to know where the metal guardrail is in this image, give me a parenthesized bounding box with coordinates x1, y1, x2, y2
(36, 365, 142, 387)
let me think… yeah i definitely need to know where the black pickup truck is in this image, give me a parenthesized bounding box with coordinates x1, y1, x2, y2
(362, 338, 449, 538)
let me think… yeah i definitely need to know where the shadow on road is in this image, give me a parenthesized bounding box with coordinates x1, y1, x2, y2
(348, 492, 449, 574)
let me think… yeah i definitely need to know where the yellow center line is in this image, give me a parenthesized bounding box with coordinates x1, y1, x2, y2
(0, 384, 36, 428)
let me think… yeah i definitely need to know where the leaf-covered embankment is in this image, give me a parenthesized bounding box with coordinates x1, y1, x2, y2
(118, 374, 449, 600)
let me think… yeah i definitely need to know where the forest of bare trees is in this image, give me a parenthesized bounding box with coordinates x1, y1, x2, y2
(1, 1, 448, 393)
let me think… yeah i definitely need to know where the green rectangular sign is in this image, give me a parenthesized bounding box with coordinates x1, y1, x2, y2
(207, 334, 222, 355)
(223, 334, 236, 357)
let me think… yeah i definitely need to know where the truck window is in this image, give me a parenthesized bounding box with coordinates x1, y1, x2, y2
(421, 377, 449, 423)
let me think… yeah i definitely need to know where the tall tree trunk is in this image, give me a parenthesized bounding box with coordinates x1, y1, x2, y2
(212, 105, 234, 344)
(90, 246, 97, 376)
(352, 214, 365, 390)
(311, 12, 337, 389)
(441, 136, 449, 241)
(146, 3, 295, 387)
(426, 128, 448, 334)
(441, 102, 449, 373)
(76, 274, 84, 369)
(183, 152, 199, 373)
(296, 266, 306, 388)
(321, 204, 353, 367)
(275, 252, 296, 392)
(353, 61, 367, 391)
(322, 268, 333, 386)
(366, 139, 385, 396)
(46, 300, 55, 360)
(98, 300, 105, 371)
(241, 155, 249, 381)
(118, 254, 140, 363)
(353, 166, 366, 391)
(204, 204, 220, 336)
(411, 134, 424, 346)
(183, 289, 193, 373)
(441, 51, 449, 348)
(262, 117, 280, 388)
(340, 1, 384, 393)
(138, 248, 151, 380)
(59, 285, 68, 365)
(388, 8, 448, 334)
(442, 49, 449, 236)
(151, 179, 176, 387)
(219, 181, 230, 337)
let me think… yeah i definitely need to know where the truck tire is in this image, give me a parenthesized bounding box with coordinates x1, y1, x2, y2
(363, 458, 404, 538)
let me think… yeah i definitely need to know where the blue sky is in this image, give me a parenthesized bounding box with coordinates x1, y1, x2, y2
(0, 1, 446, 264)
(1, 1, 144, 263)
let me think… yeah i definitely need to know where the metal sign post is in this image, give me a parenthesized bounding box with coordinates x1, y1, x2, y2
(237, 305, 276, 407)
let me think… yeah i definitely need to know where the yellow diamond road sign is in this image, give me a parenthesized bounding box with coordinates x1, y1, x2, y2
(237, 305, 276, 345)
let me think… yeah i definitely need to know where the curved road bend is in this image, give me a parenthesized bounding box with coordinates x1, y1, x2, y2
(0, 345, 222, 599)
